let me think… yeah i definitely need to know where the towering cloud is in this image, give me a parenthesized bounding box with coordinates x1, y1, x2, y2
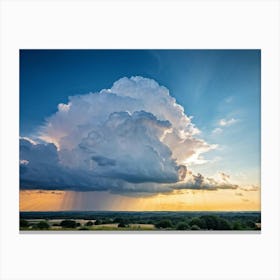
(20, 76, 224, 194)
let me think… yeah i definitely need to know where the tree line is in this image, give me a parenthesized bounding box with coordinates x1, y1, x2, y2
(20, 214, 260, 230)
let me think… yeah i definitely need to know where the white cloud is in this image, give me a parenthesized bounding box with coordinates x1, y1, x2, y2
(20, 136, 37, 145)
(20, 76, 218, 194)
(219, 118, 238, 127)
(41, 76, 216, 165)
(211, 117, 238, 135)
(58, 102, 71, 112)
(20, 159, 29, 165)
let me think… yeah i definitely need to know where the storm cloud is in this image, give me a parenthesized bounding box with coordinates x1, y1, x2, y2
(20, 76, 225, 194)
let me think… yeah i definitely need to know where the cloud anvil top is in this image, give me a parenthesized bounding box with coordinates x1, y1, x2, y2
(19, 50, 261, 231)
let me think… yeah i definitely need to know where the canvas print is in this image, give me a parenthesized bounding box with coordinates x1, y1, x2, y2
(20, 50, 261, 231)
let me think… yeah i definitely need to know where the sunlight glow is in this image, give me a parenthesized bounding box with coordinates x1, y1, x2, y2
(20, 189, 260, 211)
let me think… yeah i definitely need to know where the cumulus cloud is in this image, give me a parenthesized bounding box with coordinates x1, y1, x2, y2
(20, 76, 221, 194)
(76, 110, 179, 184)
(172, 172, 238, 191)
(20, 135, 238, 195)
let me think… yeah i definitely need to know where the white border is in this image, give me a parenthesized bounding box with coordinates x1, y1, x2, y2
(0, 0, 279, 279)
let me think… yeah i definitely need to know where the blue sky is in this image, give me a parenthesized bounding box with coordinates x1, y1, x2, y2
(20, 49, 260, 188)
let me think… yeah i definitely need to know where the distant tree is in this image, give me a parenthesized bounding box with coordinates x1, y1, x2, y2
(245, 220, 257, 230)
(118, 221, 127, 228)
(101, 218, 112, 224)
(113, 217, 122, 223)
(155, 219, 173, 229)
(20, 219, 29, 228)
(60, 220, 77, 228)
(190, 225, 200, 230)
(85, 221, 94, 226)
(176, 222, 190, 230)
(217, 218, 232, 230)
(35, 221, 50, 230)
(189, 217, 207, 229)
(232, 221, 243, 230)
(94, 219, 102, 225)
(199, 216, 219, 230)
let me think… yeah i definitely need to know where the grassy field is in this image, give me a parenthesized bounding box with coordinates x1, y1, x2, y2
(21, 220, 155, 231)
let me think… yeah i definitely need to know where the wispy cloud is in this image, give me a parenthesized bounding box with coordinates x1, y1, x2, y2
(225, 96, 233, 103)
(235, 192, 243, 197)
(212, 127, 223, 134)
(219, 118, 238, 127)
(212, 117, 239, 135)
(219, 172, 230, 182)
(240, 186, 260, 192)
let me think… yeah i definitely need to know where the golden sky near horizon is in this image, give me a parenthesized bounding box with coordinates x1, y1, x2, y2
(20, 188, 260, 211)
